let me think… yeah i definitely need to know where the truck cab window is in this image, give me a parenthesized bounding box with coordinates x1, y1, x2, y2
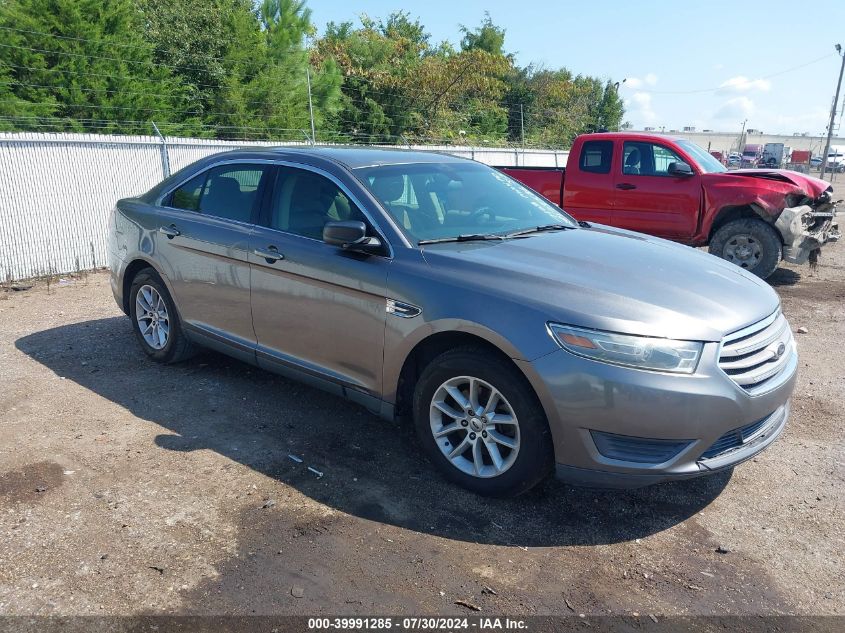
(579, 140, 613, 174)
(623, 142, 686, 177)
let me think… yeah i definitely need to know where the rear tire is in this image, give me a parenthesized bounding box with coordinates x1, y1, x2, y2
(412, 346, 554, 497)
(128, 269, 194, 363)
(709, 218, 782, 279)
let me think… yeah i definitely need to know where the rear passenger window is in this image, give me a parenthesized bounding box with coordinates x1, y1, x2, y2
(170, 173, 205, 211)
(579, 141, 613, 174)
(168, 164, 269, 223)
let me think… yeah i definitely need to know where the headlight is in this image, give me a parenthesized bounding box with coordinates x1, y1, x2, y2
(548, 323, 703, 374)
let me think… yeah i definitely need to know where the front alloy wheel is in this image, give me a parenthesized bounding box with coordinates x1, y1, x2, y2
(413, 346, 553, 497)
(430, 376, 521, 478)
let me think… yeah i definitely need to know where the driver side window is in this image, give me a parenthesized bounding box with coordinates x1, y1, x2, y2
(269, 167, 367, 240)
(623, 142, 686, 177)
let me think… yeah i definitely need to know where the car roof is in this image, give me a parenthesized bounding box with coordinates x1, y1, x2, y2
(212, 145, 471, 169)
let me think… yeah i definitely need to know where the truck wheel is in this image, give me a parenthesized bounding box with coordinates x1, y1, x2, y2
(709, 218, 782, 279)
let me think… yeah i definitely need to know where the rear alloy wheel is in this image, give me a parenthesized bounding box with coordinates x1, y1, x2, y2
(128, 269, 194, 363)
(413, 347, 553, 497)
(709, 218, 782, 279)
(135, 284, 170, 350)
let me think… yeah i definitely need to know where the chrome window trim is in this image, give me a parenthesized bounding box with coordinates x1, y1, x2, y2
(157, 157, 403, 257)
(156, 158, 276, 217)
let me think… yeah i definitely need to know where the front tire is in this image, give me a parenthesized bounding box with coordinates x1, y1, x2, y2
(709, 218, 782, 279)
(412, 347, 554, 497)
(128, 269, 194, 363)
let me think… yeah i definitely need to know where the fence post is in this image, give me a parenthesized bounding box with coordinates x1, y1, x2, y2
(151, 122, 171, 178)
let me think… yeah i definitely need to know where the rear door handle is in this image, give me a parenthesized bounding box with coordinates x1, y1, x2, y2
(254, 246, 284, 263)
(159, 224, 181, 239)
(616, 183, 637, 190)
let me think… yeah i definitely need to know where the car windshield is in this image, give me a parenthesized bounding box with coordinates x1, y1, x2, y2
(675, 140, 727, 173)
(355, 162, 577, 243)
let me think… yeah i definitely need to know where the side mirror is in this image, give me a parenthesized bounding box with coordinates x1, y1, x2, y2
(323, 220, 382, 253)
(668, 161, 694, 177)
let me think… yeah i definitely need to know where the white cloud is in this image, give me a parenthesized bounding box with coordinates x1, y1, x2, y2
(625, 91, 658, 124)
(714, 97, 755, 119)
(718, 76, 771, 93)
(624, 73, 658, 89)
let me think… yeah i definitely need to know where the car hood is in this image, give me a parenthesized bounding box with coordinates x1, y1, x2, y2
(420, 226, 780, 342)
(709, 169, 831, 199)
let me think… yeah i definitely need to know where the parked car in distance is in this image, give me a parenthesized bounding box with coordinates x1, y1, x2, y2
(110, 147, 797, 496)
(810, 156, 823, 168)
(826, 147, 845, 173)
(727, 152, 742, 167)
(741, 144, 762, 168)
(501, 132, 839, 279)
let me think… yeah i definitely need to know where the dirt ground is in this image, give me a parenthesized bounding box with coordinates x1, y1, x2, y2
(0, 245, 843, 620)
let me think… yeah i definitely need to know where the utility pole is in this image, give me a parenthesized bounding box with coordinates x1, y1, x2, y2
(519, 104, 525, 148)
(820, 44, 845, 180)
(738, 118, 747, 154)
(306, 66, 316, 145)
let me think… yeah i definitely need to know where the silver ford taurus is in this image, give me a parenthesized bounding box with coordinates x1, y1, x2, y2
(109, 147, 796, 496)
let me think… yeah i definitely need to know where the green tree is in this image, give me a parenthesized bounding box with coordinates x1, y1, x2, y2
(460, 12, 506, 57)
(0, 0, 180, 133)
(137, 0, 264, 135)
(239, 0, 341, 139)
(316, 12, 430, 142)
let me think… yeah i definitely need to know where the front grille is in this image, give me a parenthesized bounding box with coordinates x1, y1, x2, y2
(700, 413, 777, 460)
(718, 312, 795, 394)
(590, 431, 691, 464)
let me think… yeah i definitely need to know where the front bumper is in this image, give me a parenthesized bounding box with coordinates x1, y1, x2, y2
(516, 340, 796, 489)
(776, 202, 839, 265)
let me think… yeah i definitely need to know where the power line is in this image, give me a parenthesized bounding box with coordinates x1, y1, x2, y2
(627, 53, 837, 95)
(0, 41, 257, 76)
(0, 24, 236, 67)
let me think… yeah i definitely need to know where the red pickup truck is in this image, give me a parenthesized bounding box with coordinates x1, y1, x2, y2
(502, 132, 840, 279)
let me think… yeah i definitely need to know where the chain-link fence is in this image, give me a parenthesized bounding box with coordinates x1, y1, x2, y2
(0, 132, 568, 282)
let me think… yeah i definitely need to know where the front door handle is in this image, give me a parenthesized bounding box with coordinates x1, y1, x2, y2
(159, 224, 181, 239)
(254, 246, 284, 263)
(616, 183, 637, 190)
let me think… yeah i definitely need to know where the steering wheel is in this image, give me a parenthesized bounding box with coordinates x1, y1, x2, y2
(469, 205, 496, 224)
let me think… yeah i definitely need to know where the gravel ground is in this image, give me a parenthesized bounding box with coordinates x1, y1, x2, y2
(0, 245, 842, 619)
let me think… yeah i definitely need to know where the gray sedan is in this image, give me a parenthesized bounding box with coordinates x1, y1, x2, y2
(109, 147, 796, 496)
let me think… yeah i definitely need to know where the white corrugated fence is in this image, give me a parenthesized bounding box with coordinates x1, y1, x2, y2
(0, 132, 568, 281)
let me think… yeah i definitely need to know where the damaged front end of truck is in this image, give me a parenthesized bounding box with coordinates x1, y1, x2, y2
(705, 169, 841, 268)
(774, 188, 840, 266)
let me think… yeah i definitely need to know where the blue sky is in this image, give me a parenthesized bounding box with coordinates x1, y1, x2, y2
(308, 0, 845, 135)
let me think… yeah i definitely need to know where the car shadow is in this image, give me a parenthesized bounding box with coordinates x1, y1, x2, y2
(16, 317, 730, 547)
(768, 267, 802, 287)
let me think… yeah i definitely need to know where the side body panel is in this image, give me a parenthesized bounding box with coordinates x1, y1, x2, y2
(611, 139, 703, 240)
(561, 138, 614, 224)
(110, 200, 254, 347)
(498, 168, 564, 205)
(249, 227, 390, 399)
